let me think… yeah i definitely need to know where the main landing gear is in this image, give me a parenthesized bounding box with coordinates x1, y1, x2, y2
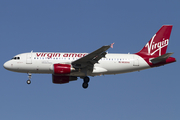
(82, 76, 90, 89)
(27, 73, 31, 84)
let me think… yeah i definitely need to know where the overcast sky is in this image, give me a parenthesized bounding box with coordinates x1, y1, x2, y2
(0, 0, 179, 120)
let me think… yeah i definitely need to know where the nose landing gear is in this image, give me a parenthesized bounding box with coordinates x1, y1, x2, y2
(27, 79, 31, 84)
(27, 73, 32, 84)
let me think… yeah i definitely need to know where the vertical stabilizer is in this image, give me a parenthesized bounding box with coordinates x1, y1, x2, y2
(137, 25, 173, 57)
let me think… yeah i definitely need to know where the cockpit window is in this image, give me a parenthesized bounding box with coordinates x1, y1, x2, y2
(12, 57, 20, 60)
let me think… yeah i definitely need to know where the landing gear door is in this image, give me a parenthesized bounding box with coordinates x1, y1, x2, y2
(26, 53, 32, 64)
(133, 55, 139, 66)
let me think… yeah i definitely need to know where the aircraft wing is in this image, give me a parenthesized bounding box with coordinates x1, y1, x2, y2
(72, 43, 114, 68)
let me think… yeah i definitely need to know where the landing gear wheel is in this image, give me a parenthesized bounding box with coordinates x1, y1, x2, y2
(82, 82, 88, 89)
(27, 73, 32, 85)
(82, 76, 90, 89)
(27, 80, 31, 84)
(84, 76, 90, 83)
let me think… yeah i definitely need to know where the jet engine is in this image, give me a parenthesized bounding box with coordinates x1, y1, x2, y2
(53, 64, 74, 74)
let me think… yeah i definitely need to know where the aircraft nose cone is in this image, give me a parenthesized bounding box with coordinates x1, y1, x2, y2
(3, 61, 11, 70)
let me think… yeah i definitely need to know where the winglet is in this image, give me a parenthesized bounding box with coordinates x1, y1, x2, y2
(111, 43, 114, 48)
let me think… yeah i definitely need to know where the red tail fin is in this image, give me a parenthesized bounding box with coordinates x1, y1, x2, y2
(137, 25, 173, 57)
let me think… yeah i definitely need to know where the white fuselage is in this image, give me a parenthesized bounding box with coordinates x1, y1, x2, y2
(3, 25, 175, 88)
(4, 52, 150, 77)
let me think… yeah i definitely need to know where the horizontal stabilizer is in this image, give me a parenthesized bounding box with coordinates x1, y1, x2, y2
(150, 53, 174, 64)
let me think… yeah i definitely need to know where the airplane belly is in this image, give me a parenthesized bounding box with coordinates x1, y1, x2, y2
(92, 67, 107, 73)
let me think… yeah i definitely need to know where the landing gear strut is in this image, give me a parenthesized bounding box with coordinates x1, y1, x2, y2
(82, 76, 90, 89)
(27, 73, 32, 84)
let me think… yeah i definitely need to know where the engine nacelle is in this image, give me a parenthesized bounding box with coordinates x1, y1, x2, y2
(52, 75, 77, 84)
(54, 64, 72, 74)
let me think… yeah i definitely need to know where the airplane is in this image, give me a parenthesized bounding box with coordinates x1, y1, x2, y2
(3, 25, 176, 89)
